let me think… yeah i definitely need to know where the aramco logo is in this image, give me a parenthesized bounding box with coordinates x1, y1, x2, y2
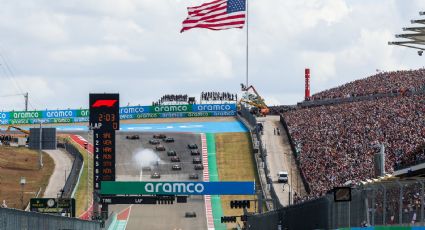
(144, 182, 204, 194)
(153, 105, 189, 113)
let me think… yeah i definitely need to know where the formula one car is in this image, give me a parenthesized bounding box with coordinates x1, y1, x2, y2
(194, 164, 204, 170)
(151, 172, 161, 179)
(187, 143, 198, 149)
(164, 137, 175, 143)
(153, 134, 167, 139)
(190, 150, 200, 156)
(155, 145, 166, 151)
(149, 139, 160, 145)
(170, 156, 181, 162)
(192, 157, 202, 164)
(172, 164, 182, 170)
(189, 173, 199, 180)
(126, 135, 140, 140)
(167, 150, 177, 156)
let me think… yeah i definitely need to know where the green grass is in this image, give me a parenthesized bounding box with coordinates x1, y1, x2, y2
(215, 132, 259, 229)
(63, 137, 93, 216)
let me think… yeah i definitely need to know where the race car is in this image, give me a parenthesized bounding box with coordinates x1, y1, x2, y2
(151, 172, 161, 179)
(188, 143, 198, 149)
(170, 156, 181, 162)
(153, 134, 167, 139)
(149, 139, 160, 145)
(167, 150, 177, 156)
(126, 135, 140, 140)
(189, 173, 199, 180)
(155, 145, 166, 151)
(164, 137, 175, 143)
(172, 164, 182, 170)
(192, 157, 202, 164)
(190, 150, 200, 156)
(194, 164, 204, 170)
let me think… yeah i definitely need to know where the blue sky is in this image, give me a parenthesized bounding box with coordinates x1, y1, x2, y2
(0, 0, 423, 111)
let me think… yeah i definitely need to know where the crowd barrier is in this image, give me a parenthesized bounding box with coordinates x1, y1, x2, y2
(0, 207, 100, 230)
(0, 103, 237, 125)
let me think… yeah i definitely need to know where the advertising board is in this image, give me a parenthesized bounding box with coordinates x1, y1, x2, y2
(42, 110, 77, 118)
(151, 105, 192, 113)
(0, 112, 9, 119)
(10, 111, 42, 119)
(192, 104, 237, 112)
(101, 181, 255, 195)
(0, 103, 237, 125)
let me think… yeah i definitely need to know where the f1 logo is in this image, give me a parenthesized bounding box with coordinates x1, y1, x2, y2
(92, 100, 117, 108)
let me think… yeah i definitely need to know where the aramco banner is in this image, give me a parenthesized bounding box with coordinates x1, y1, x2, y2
(100, 181, 255, 195)
(0, 104, 236, 125)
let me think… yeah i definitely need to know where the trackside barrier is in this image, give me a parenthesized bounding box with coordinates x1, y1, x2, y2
(0, 207, 100, 230)
(62, 141, 84, 198)
(238, 105, 282, 211)
(246, 178, 425, 229)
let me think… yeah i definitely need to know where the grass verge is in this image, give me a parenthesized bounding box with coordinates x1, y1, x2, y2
(0, 146, 54, 209)
(215, 132, 259, 229)
(64, 137, 93, 216)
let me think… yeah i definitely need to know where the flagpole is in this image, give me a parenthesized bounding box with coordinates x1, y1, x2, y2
(245, 0, 249, 88)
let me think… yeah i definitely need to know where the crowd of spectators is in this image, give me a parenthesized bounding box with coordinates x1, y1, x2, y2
(201, 92, 237, 102)
(152, 94, 188, 106)
(311, 69, 425, 101)
(283, 94, 425, 201)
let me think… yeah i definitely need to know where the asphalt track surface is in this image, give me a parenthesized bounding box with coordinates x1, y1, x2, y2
(4, 121, 248, 133)
(110, 132, 207, 230)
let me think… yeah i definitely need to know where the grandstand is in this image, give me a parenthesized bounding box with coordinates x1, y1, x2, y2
(242, 69, 425, 229)
(281, 69, 425, 201)
(310, 69, 425, 101)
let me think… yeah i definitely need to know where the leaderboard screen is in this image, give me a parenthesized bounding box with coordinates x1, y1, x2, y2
(89, 93, 119, 190)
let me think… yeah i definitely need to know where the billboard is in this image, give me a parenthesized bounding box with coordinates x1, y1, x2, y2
(101, 181, 256, 195)
(192, 104, 237, 112)
(0, 103, 237, 125)
(0, 112, 9, 119)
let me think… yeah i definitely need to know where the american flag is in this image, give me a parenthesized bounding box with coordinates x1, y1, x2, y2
(181, 0, 246, 33)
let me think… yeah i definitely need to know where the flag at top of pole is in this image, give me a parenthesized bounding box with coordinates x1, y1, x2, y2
(181, 0, 246, 33)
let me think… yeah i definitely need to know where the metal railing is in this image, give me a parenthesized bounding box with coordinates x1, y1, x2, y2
(246, 178, 425, 229)
(61, 141, 84, 198)
(0, 207, 100, 230)
(238, 105, 282, 211)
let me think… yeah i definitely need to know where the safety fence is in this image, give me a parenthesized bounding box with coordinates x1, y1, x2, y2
(61, 141, 84, 198)
(0, 103, 237, 125)
(246, 178, 425, 229)
(0, 207, 100, 230)
(238, 105, 283, 212)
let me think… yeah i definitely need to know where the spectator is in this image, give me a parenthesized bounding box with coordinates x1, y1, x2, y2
(283, 94, 424, 201)
(310, 69, 425, 101)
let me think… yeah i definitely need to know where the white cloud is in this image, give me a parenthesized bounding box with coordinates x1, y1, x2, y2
(0, 0, 424, 110)
(49, 45, 144, 64)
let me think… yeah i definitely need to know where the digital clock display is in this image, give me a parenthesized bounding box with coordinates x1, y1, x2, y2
(89, 94, 120, 130)
(89, 93, 119, 190)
